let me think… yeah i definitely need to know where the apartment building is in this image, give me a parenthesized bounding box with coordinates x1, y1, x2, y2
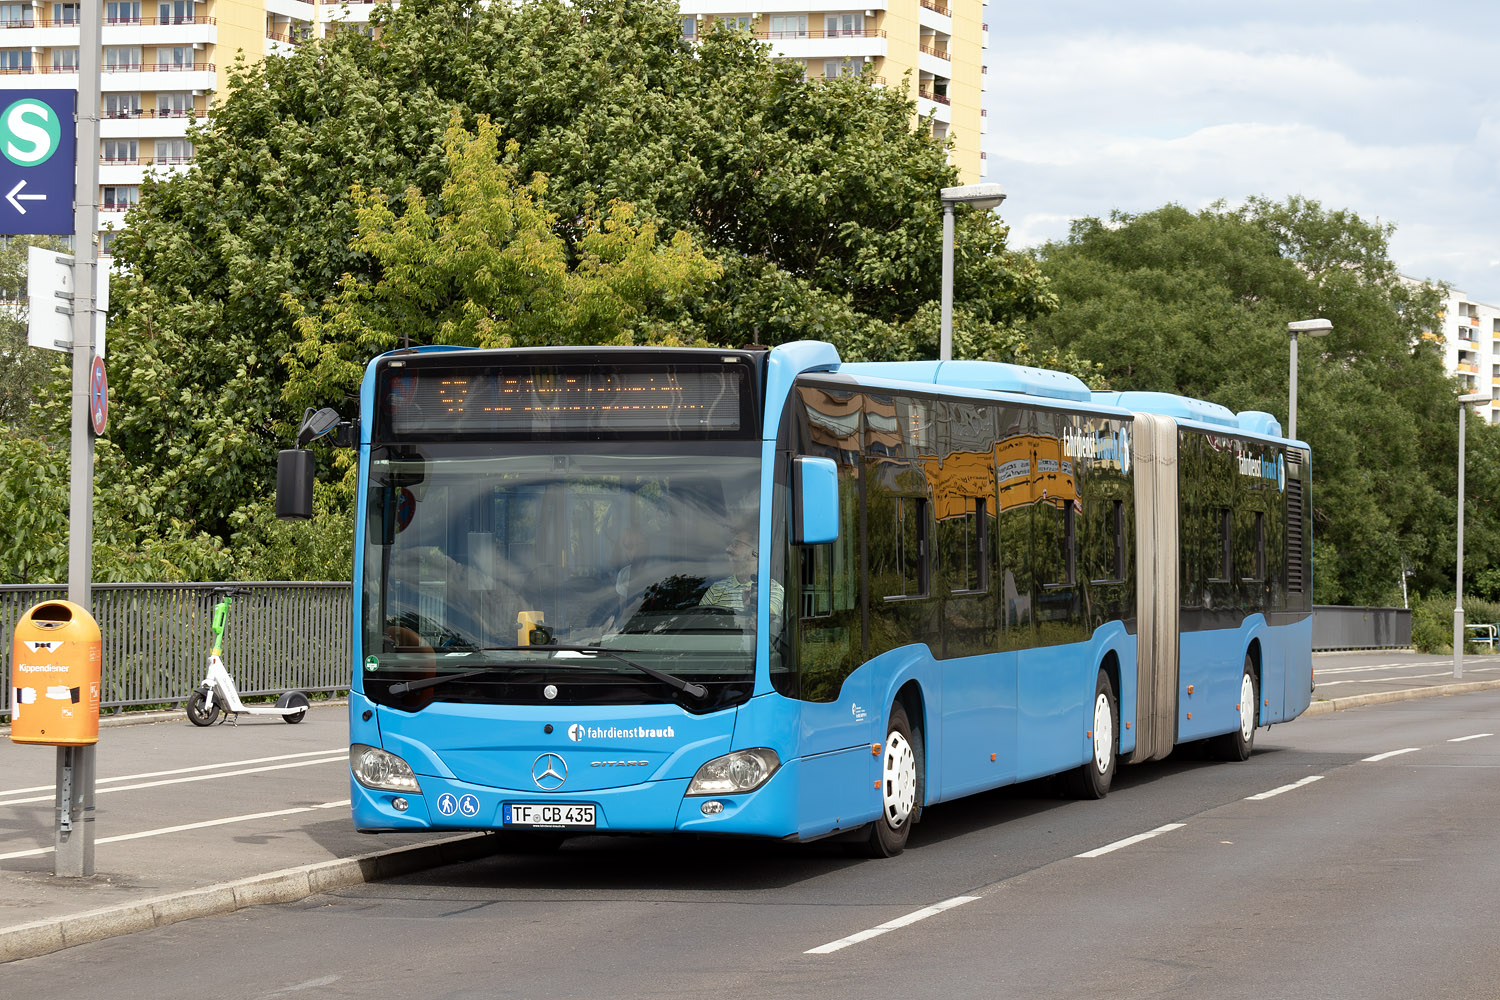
(1425, 288, 1500, 424)
(677, 0, 988, 182)
(0, 0, 378, 256)
(0, 0, 983, 255)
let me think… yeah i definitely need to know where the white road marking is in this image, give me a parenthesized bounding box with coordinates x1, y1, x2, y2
(1314, 671, 1500, 689)
(0, 800, 351, 861)
(1363, 748, 1422, 762)
(1245, 775, 1323, 800)
(0, 749, 348, 797)
(806, 894, 980, 954)
(0, 755, 347, 807)
(1074, 823, 1185, 859)
(1449, 733, 1493, 742)
(264, 976, 343, 996)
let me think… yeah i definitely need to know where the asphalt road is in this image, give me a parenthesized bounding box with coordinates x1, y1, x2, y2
(4, 654, 1500, 998)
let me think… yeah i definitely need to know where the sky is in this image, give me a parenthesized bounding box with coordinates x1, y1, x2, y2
(984, 1, 1500, 303)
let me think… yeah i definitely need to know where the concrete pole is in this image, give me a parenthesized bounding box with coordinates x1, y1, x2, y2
(58, 0, 101, 878)
(1455, 401, 1468, 680)
(1288, 332, 1299, 442)
(939, 202, 955, 362)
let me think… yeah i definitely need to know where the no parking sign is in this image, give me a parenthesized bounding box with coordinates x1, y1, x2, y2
(88, 355, 107, 436)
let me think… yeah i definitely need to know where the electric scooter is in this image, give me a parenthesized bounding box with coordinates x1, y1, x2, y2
(185, 587, 310, 726)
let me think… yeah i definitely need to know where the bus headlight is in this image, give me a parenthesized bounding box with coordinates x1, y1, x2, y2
(351, 743, 422, 793)
(686, 748, 780, 795)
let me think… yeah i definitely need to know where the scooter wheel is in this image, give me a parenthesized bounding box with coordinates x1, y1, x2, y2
(186, 686, 221, 727)
(277, 691, 310, 725)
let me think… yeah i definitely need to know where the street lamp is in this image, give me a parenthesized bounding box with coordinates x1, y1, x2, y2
(1286, 319, 1332, 441)
(1454, 390, 1486, 679)
(940, 184, 1007, 361)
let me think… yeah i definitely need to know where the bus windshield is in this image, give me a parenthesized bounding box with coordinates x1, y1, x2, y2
(361, 443, 764, 713)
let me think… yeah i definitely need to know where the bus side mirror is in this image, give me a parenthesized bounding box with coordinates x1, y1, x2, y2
(793, 457, 839, 545)
(276, 449, 315, 520)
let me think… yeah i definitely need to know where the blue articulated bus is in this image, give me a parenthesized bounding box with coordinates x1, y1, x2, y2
(287, 340, 1312, 857)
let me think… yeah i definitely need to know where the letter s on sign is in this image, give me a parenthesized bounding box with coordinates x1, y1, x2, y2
(2, 100, 58, 167)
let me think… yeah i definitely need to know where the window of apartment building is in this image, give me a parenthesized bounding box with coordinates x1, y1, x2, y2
(719, 15, 753, 30)
(157, 46, 192, 70)
(105, 47, 142, 70)
(679, 15, 695, 39)
(159, 0, 193, 23)
(770, 14, 807, 39)
(825, 13, 863, 36)
(99, 231, 117, 257)
(103, 139, 138, 163)
(157, 91, 192, 116)
(51, 48, 79, 72)
(154, 138, 192, 163)
(52, 3, 80, 24)
(106, 1, 141, 23)
(0, 4, 34, 26)
(104, 92, 141, 117)
(823, 58, 859, 78)
(0, 49, 32, 72)
(101, 185, 139, 211)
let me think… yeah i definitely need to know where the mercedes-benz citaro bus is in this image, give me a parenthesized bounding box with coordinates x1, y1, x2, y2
(277, 341, 1313, 857)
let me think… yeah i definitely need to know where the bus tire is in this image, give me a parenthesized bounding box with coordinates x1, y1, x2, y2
(862, 702, 922, 858)
(1069, 670, 1117, 799)
(1211, 655, 1258, 762)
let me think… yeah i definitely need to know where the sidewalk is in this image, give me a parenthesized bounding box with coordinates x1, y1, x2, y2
(4, 654, 1500, 965)
(0, 703, 503, 963)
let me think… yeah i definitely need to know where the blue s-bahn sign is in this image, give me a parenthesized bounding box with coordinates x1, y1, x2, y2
(0, 90, 76, 236)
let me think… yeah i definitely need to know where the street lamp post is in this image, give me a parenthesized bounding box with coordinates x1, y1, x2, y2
(1286, 319, 1332, 441)
(1454, 391, 1486, 679)
(939, 184, 1007, 362)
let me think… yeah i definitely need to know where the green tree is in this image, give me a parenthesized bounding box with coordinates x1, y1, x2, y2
(1025, 197, 1476, 605)
(284, 115, 720, 411)
(92, 0, 1052, 571)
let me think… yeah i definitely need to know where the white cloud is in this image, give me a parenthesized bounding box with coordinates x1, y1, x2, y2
(982, 5, 1500, 299)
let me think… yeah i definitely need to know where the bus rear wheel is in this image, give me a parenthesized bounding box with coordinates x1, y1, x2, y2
(1211, 656, 1259, 761)
(861, 703, 922, 858)
(1068, 670, 1117, 799)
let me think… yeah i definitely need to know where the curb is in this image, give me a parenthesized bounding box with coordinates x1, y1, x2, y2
(0, 700, 348, 737)
(0, 831, 499, 964)
(1302, 678, 1500, 716)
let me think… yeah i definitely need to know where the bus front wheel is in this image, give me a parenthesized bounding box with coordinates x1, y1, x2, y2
(861, 702, 922, 858)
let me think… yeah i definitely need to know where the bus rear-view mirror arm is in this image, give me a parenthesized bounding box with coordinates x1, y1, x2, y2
(277, 407, 357, 520)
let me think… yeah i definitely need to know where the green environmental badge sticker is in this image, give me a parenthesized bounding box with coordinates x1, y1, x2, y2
(365, 655, 379, 672)
(0, 98, 62, 167)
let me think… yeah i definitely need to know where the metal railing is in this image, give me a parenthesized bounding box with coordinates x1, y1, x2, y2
(1311, 605, 1412, 650)
(1, 582, 350, 721)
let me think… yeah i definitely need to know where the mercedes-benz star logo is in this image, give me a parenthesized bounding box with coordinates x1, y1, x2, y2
(532, 753, 567, 790)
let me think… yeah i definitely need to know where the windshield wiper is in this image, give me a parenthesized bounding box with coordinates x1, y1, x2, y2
(388, 645, 708, 701)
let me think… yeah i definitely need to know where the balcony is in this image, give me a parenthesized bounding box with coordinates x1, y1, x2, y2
(917, 87, 950, 105)
(759, 28, 886, 41)
(919, 0, 950, 15)
(918, 41, 949, 61)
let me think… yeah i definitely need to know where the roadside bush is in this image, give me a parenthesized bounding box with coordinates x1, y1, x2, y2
(1410, 595, 1500, 653)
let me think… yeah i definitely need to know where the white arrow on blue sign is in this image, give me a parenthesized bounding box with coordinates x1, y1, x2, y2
(0, 89, 76, 236)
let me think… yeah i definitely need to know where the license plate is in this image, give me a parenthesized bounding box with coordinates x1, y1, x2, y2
(503, 802, 596, 828)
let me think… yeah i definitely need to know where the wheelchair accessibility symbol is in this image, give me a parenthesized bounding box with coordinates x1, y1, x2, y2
(458, 794, 480, 818)
(436, 793, 458, 817)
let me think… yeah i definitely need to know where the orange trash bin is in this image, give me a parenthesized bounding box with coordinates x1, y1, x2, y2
(10, 600, 102, 746)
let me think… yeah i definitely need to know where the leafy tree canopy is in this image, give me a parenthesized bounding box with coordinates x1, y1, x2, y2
(1024, 196, 1492, 605)
(34, 0, 1057, 584)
